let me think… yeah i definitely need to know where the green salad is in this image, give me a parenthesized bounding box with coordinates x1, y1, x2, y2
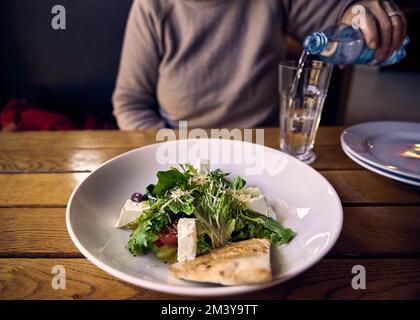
(116, 161, 295, 263)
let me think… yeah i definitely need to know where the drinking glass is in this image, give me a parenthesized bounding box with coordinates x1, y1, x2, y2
(279, 60, 333, 164)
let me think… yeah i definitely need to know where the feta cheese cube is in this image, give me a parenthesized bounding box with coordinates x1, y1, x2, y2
(177, 218, 197, 262)
(247, 195, 277, 219)
(114, 200, 150, 228)
(265, 206, 277, 220)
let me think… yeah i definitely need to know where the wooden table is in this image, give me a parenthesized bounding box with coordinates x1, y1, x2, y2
(0, 128, 419, 300)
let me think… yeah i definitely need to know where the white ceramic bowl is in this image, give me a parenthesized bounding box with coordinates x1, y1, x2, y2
(66, 139, 343, 297)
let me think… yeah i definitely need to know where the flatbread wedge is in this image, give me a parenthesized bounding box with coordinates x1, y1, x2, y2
(169, 238, 272, 285)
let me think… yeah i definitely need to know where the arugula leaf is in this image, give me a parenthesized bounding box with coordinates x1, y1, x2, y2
(209, 169, 230, 186)
(168, 198, 195, 215)
(127, 200, 170, 255)
(232, 219, 265, 241)
(154, 169, 188, 196)
(181, 163, 198, 175)
(231, 176, 246, 189)
(197, 233, 212, 255)
(146, 184, 155, 197)
(239, 212, 296, 245)
(127, 221, 159, 256)
(149, 211, 171, 232)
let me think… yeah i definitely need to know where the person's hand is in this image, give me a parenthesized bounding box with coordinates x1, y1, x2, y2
(341, 0, 407, 61)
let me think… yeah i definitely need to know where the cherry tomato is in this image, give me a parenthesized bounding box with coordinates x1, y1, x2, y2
(159, 232, 178, 246)
(154, 239, 164, 248)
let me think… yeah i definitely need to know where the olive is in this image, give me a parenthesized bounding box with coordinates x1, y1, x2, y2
(131, 192, 144, 202)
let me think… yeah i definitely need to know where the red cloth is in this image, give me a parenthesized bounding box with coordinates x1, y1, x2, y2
(0, 99, 116, 131)
(83, 114, 117, 130)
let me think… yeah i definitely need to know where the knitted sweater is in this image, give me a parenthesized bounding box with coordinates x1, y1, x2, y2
(113, 0, 353, 129)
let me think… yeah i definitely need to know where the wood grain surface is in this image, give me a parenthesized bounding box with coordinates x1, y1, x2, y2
(0, 258, 419, 300)
(0, 173, 89, 207)
(0, 128, 342, 150)
(0, 145, 359, 173)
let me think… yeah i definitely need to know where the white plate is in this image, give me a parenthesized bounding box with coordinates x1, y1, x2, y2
(342, 143, 420, 187)
(341, 122, 420, 180)
(66, 139, 343, 297)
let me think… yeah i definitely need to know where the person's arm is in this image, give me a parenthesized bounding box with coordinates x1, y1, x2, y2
(112, 0, 166, 130)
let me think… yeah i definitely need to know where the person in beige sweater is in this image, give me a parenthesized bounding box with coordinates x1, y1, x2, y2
(113, 0, 407, 130)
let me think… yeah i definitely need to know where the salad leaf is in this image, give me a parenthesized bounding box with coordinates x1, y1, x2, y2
(145, 184, 156, 198)
(239, 211, 296, 245)
(149, 211, 171, 232)
(197, 233, 212, 255)
(231, 176, 246, 189)
(127, 200, 170, 255)
(168, 198, 195, 215)
(209, 168, 230, 185)
(127, 221, 159, 255)
(155, 169, 188, 196)
(180, 163, 198, 175)
(162, 188, 196, 215)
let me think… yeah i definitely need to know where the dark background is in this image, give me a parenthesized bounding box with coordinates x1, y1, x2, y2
(0, 0, 418, 127)
(0, 0, 133, 124)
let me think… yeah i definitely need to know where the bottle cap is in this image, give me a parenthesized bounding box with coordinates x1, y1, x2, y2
(303, 32, 328, 55)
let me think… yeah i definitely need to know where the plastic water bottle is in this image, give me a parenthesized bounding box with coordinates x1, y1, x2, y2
(303, 24, 409, 66)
